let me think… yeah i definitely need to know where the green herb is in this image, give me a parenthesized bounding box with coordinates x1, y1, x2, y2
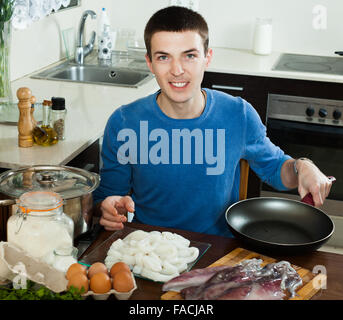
(0, 0, 14, 100)
(0, 0, 14, 21)
(0, 280, 84, 300)
(0, 0, 14, 35)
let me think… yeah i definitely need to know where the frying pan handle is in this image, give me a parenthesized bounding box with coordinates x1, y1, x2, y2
(301, 176, 336, 206)
(300, 194, 315, 206)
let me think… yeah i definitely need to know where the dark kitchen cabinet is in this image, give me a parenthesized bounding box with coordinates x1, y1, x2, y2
(202, 71, 269, 123)
(66, 138, 100, 174)
(266, 76, 343, 100)
(0, 193, 11, 242)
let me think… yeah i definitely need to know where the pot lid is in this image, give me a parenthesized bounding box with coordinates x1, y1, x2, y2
(0, 165, 100, 199)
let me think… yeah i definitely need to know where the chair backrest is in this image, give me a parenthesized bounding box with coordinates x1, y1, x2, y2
(239, 159, 249, 201)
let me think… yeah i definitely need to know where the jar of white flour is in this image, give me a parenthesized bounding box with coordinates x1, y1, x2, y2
(7, 191, 74, 266)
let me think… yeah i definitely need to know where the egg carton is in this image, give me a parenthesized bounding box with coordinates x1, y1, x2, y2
(82, 272, 137, 300)
(0, 241, 68, 293)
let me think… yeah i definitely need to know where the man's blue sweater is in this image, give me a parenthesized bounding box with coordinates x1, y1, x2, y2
(93, 88, 291, 237)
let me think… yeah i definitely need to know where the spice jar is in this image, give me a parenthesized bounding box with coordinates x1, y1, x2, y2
(32, 100, 58, 146)
(7, 191, 74, 266)
(51, 97, 66, 140)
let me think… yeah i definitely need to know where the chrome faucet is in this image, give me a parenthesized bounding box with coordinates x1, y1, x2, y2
(75, 10, 97, 64)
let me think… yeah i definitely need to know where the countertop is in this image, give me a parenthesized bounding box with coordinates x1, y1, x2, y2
(207, 47, 343, 83)
(2, 47, 343, 170)
(79, 222, 343, 300)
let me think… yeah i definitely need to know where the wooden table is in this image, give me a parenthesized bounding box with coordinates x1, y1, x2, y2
(80, 222, 343, 300)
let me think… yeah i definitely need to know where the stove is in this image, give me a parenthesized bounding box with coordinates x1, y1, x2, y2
(272, 53, 343, 75)
(262, 93, 343, 223)
(267, 94, 343, 127)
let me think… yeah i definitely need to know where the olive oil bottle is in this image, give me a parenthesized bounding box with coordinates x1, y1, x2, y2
(32, 100, 58, 146)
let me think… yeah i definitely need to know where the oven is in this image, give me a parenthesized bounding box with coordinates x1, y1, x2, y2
(261, 93, 343, 218)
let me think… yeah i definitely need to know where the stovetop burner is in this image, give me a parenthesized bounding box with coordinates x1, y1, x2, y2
(273, 53, 343, 75)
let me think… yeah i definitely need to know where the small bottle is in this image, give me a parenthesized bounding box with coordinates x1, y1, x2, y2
(51, 97, 66, 140)
(98, 24, 113, 60)
(97, 8, 111, 48)
(32, 100, 58, 146)
(30, 95, 37, 128)
(98, 8, 113, 61)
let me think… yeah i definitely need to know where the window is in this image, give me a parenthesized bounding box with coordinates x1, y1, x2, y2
(57, 0, 81, 12)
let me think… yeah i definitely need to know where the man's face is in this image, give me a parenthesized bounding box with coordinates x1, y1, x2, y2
(145, 31, 212, 106)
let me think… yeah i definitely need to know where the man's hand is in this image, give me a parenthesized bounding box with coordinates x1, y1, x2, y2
(99, 195, 135, 231)
(296, 159, 333, 207)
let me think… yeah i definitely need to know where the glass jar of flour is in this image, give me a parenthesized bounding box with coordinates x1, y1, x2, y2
(7, 191, 74, 265)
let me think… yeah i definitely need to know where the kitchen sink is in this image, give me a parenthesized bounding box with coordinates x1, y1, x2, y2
(31, 62, 154, 88)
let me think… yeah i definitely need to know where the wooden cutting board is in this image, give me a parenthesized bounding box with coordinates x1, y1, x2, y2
(161, 247, 324, 300)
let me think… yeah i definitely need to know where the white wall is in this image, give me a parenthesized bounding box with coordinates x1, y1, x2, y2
(9, 0, 343, 81)
(205, 0, 342, 56)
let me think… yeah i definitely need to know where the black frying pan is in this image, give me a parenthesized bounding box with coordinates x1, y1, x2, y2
(225, 197, 335, 255)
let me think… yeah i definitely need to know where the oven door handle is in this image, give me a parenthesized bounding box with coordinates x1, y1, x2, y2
(212, 84, 244, 91)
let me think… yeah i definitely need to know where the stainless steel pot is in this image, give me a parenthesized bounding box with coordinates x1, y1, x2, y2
(0, 165, 100, 239)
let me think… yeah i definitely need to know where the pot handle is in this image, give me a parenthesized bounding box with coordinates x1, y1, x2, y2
(301, 176, 336, 206)
(0, 199, 16, 207)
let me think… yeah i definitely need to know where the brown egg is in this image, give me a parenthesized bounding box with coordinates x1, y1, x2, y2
(112, 270, 134, 292)
(87, 262, 108, 279)
(110, 262, 131, 278)
(66, 263, 87, 280)
(67, 273, 89, 293)
(89, 272, 112, 294)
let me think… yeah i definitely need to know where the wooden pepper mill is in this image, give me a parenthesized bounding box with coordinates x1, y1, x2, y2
(17, 87, 33, 148)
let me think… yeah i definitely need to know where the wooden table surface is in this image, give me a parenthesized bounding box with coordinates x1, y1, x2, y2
(79, 222, 343, 300)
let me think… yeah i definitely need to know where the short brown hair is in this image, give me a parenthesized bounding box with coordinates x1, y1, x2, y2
(144, 6, 209, 61)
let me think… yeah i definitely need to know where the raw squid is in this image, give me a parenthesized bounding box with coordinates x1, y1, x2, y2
(162, 259, 303, 300)
(162, 265, 232, 292)
(104, 230, 199, 282)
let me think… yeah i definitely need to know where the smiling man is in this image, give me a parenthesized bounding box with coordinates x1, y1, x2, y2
(145, 29, 212, 119)
(92, 6, 332, 238)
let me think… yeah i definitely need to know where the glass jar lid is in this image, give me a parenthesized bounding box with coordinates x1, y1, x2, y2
(0, 165, 100, 200)
(18, 191, 63, 214)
